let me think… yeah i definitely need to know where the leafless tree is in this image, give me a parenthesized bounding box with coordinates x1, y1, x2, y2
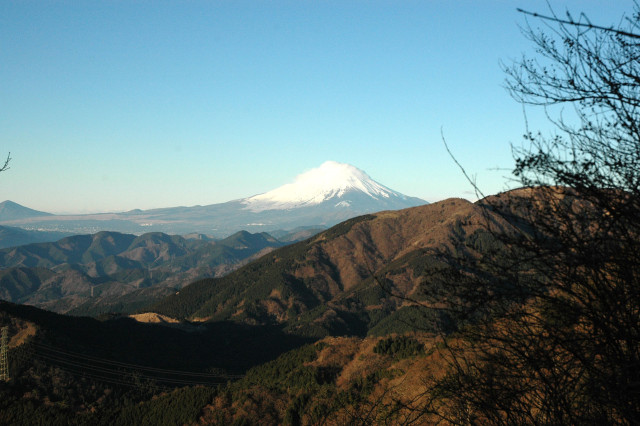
(415, 5, 640, 425)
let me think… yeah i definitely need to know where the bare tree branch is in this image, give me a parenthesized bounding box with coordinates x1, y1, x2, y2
(517, 8, 640, 40)
(0, 152, 10, 173)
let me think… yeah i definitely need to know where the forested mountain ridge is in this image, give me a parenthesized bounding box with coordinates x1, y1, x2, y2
(0, 230, 288, 315)
(147, 194, 522, 337)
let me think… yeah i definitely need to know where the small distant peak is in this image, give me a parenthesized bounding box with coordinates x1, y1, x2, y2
(0, 200, 23, 208)
(0, 200, 53, 220)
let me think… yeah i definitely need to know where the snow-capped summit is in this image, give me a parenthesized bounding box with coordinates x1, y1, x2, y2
(0, 161, 426, 236)
(243, 161, 424, 212)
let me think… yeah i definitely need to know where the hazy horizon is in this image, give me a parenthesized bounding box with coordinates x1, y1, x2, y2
(1, 1, 632, 214)
(4, 160, 432, 215)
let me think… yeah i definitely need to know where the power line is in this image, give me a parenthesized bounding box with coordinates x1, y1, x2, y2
(31, 341, 242, 378)
(13, 351, 170, 391)
(17, 341, 243, 389)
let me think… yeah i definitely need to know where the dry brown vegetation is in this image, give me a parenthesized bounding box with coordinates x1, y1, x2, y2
(198, 332, 449, 425)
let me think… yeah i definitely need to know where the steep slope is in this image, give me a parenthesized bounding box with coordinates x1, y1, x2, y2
(200, 333, 447, 425)
(148, 196, 512, 336)
(0, 267, 56, 302)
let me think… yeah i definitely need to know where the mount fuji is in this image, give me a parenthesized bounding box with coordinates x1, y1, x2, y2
(0, 162, 427, 237)
(243, 161, 424, 212)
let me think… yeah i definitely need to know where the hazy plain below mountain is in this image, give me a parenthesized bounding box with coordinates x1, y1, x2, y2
(0, 161, 426, 236)
(0, 202, 74, 248)
(0, 229, 294, 316)
(0, 224, 74, 249)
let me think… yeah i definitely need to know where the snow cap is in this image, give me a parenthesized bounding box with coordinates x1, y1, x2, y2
(243, 161, 394, 212)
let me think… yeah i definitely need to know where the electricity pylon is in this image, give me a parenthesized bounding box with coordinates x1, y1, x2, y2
(0, 326, 9, 381)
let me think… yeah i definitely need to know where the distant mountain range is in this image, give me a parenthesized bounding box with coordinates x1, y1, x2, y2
(0, 229, 304, 315)
(0, 162, 426, 236)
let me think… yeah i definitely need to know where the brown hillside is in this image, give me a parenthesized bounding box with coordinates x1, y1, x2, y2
(154, 194, 523, 333)
(278, 197, 512, 312)
(199, 332, 452, 425)
(308, 198, 488, 291)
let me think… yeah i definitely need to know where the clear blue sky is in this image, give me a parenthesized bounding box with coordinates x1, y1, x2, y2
(1, 1, 633, 213)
